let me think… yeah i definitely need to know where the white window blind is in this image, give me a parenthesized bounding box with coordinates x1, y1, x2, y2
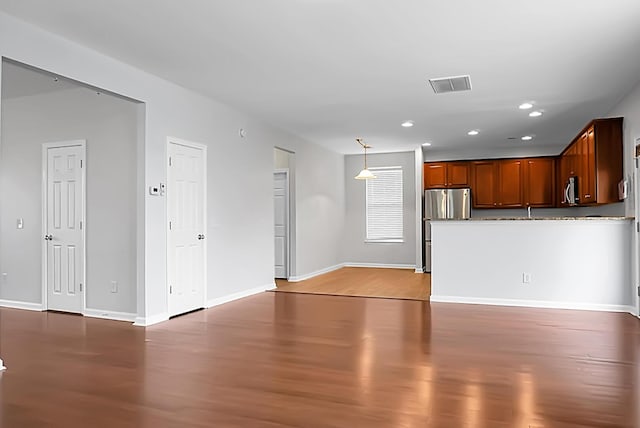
(366, 167, 403, 242)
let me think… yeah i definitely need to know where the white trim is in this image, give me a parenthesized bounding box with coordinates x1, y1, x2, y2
(133, 312, 170, 327)
(41, 140, 87, 313)
(414, 147, 424, 273)
(344, 262, 416, 270)
(166, 137, 208, 317)
(430, 295, 636, 314)
(0, 358, 5, 371)
(0, 299, 45, 311)
(206, 284, 271, 308)
(84, 308, 137, 322)
(288, 263, 344, 282)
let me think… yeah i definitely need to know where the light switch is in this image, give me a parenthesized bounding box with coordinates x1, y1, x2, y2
(17, 218, 23, 229)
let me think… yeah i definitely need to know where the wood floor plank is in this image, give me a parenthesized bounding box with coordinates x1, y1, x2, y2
(274, 267, 431, 300)
(0, 287, 639, 427)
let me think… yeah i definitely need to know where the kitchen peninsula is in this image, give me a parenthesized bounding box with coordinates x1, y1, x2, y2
(429, 217, 635, 312)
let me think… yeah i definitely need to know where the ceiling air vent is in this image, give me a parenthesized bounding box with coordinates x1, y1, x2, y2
(428, 75, 472, 94)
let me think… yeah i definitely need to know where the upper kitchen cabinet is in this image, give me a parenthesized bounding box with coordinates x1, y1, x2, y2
(424, 161, 470, 189)
(471, 159, 524, 208)
(558, 117, 623, 206)
(498, 159, 524, 207)
(472, 161, 498, 208)
(524, 157, 555, 207)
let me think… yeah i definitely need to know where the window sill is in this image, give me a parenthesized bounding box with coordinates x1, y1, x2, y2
(365, 239, 404, 244)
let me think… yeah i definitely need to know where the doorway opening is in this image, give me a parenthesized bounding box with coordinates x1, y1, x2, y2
(273, 147, 295, 281)
(0, 58, 142, 320)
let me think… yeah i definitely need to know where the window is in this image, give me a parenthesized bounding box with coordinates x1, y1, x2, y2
(366, 166, 403, 242)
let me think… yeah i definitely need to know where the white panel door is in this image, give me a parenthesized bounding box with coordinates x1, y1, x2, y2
(45, 143, 85, 313)
(274, 171, 289, 279)
(168, 140, 206, 317)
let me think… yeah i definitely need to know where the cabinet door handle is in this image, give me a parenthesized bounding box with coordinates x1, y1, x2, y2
(585, 194, 591, 198)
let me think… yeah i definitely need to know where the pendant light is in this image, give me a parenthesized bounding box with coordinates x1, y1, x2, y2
(354, 138, 376, 180)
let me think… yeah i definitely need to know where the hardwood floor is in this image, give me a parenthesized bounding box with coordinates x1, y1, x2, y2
(0, 293, 639, 427)
(274, 267, 431, 300)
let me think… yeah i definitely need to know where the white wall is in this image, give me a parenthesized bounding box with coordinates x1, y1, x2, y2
(343, 151, 416, 267)
(273, 137, 345, 278)
(0, 12, 345, 323)
(0, 87, 138, 313)
(273, 147, 290, 169)
(431, 220, 634, 312)
(606, 78, 640, 216)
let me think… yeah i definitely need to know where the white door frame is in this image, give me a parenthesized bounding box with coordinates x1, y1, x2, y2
(634, 145, 640, 318)
(166, 137, 208, 314)
(41, 140, 87, 312)
(274, 168, 290, 279)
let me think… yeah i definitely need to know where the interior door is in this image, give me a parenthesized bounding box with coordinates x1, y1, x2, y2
(45, 142, 85, 313)
(167, 140, 206, 317)
(274, 170, 289, 279)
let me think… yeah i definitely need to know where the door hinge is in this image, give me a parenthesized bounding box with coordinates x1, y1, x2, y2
(169, 221, 172, 230)
(169, 285, 173, 294)
(80, 283, 83, 292)
(636, 222, 639, 233)
(80, 221, 83, 230)
(169, 157, 172, 166)
(80, 159, 83, 168)
(637, 285, 640, 297)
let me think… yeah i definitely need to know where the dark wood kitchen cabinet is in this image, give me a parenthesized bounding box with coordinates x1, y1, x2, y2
(471, 161, 497, 207)
(498, 159, 524, 207)
(471, 159, 523, 208)
(524, 157, 555, 207)
(424, 162, 470, 189)
(558, 117, 622, 206)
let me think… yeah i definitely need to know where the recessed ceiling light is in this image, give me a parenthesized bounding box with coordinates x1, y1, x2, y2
(467, 130, 479, 136)
(529, 111, 543, 117)
(521, 135, 533, 141)
(519, 102, 533, 110)
(422, 142, 432, 147)
(401, 120, 414, 128)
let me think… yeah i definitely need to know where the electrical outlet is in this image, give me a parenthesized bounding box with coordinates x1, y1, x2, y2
(522, 272, 532, 284)
(110, 280, 118, 293)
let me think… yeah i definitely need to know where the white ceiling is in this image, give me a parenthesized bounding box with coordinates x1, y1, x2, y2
(1, 0, 640, 155)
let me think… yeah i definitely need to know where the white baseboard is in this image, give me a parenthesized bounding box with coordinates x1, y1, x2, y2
(415, 268, 425, 274)
(206, 284, 270, 308)
(289, 263, 344, 282)
(0, 299, 44, 311)
(344, 262, 416, 270)
(430, 295, 636, 314)
(84, 308, 137, 322)
(133, 312, 170, 327)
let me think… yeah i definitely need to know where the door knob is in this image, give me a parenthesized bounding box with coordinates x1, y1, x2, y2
(197, 234, 205, 240)
(44, 235, 53, 241)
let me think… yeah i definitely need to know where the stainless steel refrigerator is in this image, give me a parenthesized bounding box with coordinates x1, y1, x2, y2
(424, 188, 471, 272)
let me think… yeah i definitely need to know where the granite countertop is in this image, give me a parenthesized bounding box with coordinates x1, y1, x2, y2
(430, 216, 634, 221)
